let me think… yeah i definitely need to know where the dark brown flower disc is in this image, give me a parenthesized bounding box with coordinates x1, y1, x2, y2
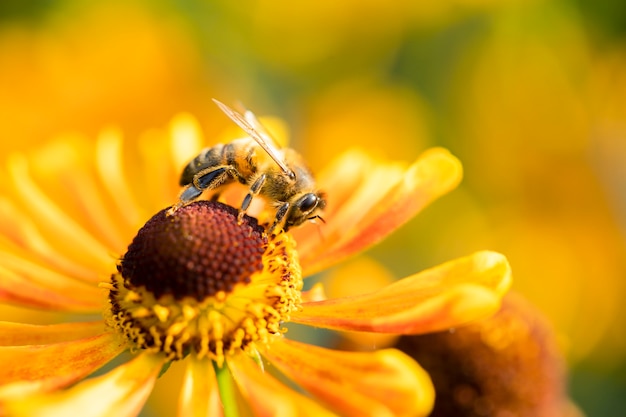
(395, 293, 572, 417)
(119, 201, 267, 301)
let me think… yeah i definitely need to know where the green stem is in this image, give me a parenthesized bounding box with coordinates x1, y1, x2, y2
(213, 361, 240, 417)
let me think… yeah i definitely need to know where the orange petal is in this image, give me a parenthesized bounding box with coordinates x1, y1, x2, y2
(18, 136, 131, 252)
(292, 149, 400, 260)
(0, 261, 103, 313)
(0, 197, 104, 283)
(261, 338, 434, 417)
(29, 136, 133, 254)
(6, 153, 114, 275)
(0, 332, 126, 400)
(298, 148, 463, 275)
(54, 163, 130, 255)
(178, 357, 222, 417)
(3, 352, 163, 417)
(311, 149, 383, 221)
(300, 283, 327, 303)
(291, 251, 511, 334)
(228, 354, 336, 417)
(0, 321, 105, 346)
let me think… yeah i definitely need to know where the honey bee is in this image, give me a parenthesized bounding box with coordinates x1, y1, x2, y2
(173, 99, 326, 233)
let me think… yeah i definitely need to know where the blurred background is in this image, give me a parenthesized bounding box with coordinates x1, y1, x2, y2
(1, 0, 624, 415)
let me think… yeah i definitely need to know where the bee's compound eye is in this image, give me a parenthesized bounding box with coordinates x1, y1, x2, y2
(298, 193, 318, 212)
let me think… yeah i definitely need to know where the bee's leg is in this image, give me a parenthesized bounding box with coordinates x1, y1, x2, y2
(179, 184, 204, 203)
(167, 183, 203, 215)
(193, 166, 236, 192)
(268, 202, 290, 234)
(238, 173, 267, 223)
(169, 167, 235, 215)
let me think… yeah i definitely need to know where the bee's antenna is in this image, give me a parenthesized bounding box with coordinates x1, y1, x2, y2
(307, 215, 326, 224)
(307, 215, 326, 242)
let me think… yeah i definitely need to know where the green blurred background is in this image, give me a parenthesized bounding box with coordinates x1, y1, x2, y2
(1, 0, 625, 415)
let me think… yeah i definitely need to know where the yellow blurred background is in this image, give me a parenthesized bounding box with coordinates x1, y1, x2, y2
(1, 0, 625, 415)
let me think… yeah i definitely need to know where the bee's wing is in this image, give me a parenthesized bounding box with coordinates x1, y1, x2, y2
(212, 99, 294, 178)
(235, 101, 279, 144)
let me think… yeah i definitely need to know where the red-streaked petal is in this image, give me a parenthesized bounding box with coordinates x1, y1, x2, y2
(291, 251, 511, 334)
(228, 354, 336, 417)
(0, 262, 104, 313)
(310, 149, 377, 221)
(0, 321, 104, 346)
(2, 352, 163, 417)
(298, 148, 463, 275)
(0, 332, 126, 400)
(292, 150, 400, 260)
(261, 338, 434, 417)
(178, 357, 222, 417)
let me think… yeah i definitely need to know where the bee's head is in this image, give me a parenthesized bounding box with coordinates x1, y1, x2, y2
(283, 191, 326, 231)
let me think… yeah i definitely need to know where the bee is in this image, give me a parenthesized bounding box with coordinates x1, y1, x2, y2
(173, 99, 326, 233)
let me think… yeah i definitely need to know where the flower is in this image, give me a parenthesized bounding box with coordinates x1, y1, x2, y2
(395, 292, 583, 417)
(0, 112, 511, 416)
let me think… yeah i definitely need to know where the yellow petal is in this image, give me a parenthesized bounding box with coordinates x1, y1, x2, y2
(291, 251, 511, 334)
(138, 130, 180, 213)
(6, 153, 114, 275)
(4, 352, 163, 417)
(178, 357, 222, 417)
(53, 162, 130, 254)
(0, 332, 125, 400)
(95, 128, 146, 230)
(0, 261, 103, 312)
(228, 354, 336, 417)
(169, 113, 205, 170)
(0, 321, 104, 346)
(297, 148, 463, 275)
(26, 136, 131, 254)
(0, 196, 103, 283)
(261, 338, 434, 417)
(300, 283, 327, 303)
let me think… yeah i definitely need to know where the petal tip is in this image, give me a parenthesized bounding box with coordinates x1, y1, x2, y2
(414, 147, 464, 190)
(474, 250, 513, 296)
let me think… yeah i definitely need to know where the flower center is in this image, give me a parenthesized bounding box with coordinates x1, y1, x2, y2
(104, 201, 302, 365)
(121, 202, 266, 301)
